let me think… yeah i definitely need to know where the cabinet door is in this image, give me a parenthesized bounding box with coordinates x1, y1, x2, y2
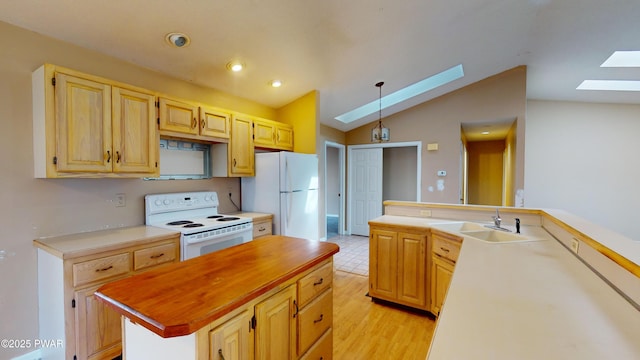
(158, 97, 199, 135)
(55, 72, 112, 173)
(397, 232, 427, 307)
(275, 125, 293, 150)
(431, 255, 454, 316)
(369, 229, 398, 300)
(112, 87, 158, 174)
(229, 115, 254, 176)
(75, 285, 122, 360)
(200, 106, 231, 139)
(210, 311, 251, 360)
(253, 119, 276, 148)
(255, 285, 296, 360)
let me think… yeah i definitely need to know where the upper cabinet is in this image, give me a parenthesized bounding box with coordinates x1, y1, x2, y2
(253, 117, 293, 151)
(33, 64, 159, 178)
(229, 114, 255, 176)
(33, 64, 295, 179)
(158, 97, 231, 141)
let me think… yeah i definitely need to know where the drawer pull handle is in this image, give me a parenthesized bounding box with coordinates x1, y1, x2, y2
(218, 349, 226, 360)
(293, 300, 299, 318)
(313, 278, 324, 286)
(150, 253, 165, 259)
(440, 247, 450, 253)
(95, 265, 113, 272)
(258, 227, 266, 232)
(314, 314, 324, 323)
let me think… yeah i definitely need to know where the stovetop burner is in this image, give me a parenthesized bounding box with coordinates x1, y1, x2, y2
(167, 220, 193, 226)
(207, 215, 224, 219)
(217, 217, 240, 221)
(183, 223, 204, 228)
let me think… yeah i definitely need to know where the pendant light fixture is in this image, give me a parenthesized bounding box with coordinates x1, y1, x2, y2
(371, 81, 390, 142)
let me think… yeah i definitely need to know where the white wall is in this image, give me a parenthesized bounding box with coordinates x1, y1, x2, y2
(525, 100, 640, 240)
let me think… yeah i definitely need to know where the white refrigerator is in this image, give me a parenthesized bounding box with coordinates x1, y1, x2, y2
(241, 152, 319, 241)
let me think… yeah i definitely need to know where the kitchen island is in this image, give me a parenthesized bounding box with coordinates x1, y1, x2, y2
(375, 202, 640, 359)
(95, 235, 339, 359)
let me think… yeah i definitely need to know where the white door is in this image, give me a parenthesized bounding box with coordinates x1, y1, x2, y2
(350, 148, 383, 236)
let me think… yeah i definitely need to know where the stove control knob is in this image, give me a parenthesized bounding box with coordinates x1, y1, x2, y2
(163, 199, 171, 205)
(155, 199, 162, 206)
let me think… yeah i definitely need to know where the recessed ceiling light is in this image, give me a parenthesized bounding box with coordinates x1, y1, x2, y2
(335, 64, 464, 124)
(165, 32, 191, 48)
(270, 80, 283, 88)
(601, 51, 640, 67)
(482, 131, 490, 135)
(577, 80, 640, 91)
(226, 61, 245, 72)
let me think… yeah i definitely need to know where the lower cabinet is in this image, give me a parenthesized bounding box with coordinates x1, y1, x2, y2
(205, 259, 334, 360)
(255, 284, 297, 360)
(430, 230, 463, 316)
(369, 226, 429, 310)
(430, 256, 454, 316)
(35, 231, 180, 360)
(210, 311, 252, 360)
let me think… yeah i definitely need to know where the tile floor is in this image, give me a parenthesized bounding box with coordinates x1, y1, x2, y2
(327, 234, 369, 276)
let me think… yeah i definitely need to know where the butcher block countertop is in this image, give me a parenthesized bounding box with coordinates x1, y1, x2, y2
(95, 235, 339, 338)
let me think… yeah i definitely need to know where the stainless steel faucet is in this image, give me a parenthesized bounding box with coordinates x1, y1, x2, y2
(492, 208, 501, 228)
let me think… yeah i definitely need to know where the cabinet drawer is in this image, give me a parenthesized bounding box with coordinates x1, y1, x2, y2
(299, 328, 332, 360)
(252, 221, 272, 238)
(73, 253, 130, 287)
(433, 236, 461, 263)
(298, 288, 333, 356)
(298, 261, 333, 307)
(134, 243, 177, 271)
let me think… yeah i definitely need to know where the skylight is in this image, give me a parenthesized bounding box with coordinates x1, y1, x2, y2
(577, 80, 640, 92)
(600, 51, 640, 67)
(335, 64, 464, 124)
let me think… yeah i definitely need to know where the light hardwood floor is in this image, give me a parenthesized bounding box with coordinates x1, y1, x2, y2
(333, 270, 436, 359)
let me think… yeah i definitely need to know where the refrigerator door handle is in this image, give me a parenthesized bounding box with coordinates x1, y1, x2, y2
(286, 192, 292, 228)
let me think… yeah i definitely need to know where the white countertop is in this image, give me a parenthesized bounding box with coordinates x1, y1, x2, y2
(429, 231, 640, 359)
(371, 215, 640, 359)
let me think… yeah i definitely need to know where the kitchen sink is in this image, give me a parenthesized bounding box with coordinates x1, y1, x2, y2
(431, 221, 487, 232)
(460, 229, 528, 243)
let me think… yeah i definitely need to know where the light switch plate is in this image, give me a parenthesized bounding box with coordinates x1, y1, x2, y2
(570, 238, 580, 253)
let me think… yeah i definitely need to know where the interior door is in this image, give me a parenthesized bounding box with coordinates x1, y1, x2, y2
(350, 148, 383, 236)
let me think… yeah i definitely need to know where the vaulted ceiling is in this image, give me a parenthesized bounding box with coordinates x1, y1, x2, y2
(1, 0, 638, 132)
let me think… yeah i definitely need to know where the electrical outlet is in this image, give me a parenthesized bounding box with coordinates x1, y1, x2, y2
(570, 238, 580, 253)
(115, 193, 126, 207)
(420, 210, 432, 217)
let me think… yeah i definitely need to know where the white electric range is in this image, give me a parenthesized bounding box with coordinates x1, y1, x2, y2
(145, 191, 253, 260)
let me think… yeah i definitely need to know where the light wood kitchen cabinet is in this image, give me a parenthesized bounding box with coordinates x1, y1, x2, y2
(253, 117, 293, 151)
(32, 64, 159, 178)
(369, 225, 429, 311)
(158, 97, 231, 141)
(209, 310, 252, 360)
(255, 284, 297, 360)
(253, 218, 272, 239)
(296, 260, 333, 359)
(229, 114, 255, 176)
(430, 230, 463, 316)
(34, 228, 179, 360)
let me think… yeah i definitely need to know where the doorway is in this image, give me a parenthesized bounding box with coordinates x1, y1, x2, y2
(324, 141, 345, 240)
(461, 119, 517, 206)
(347, 141, 422, 235)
